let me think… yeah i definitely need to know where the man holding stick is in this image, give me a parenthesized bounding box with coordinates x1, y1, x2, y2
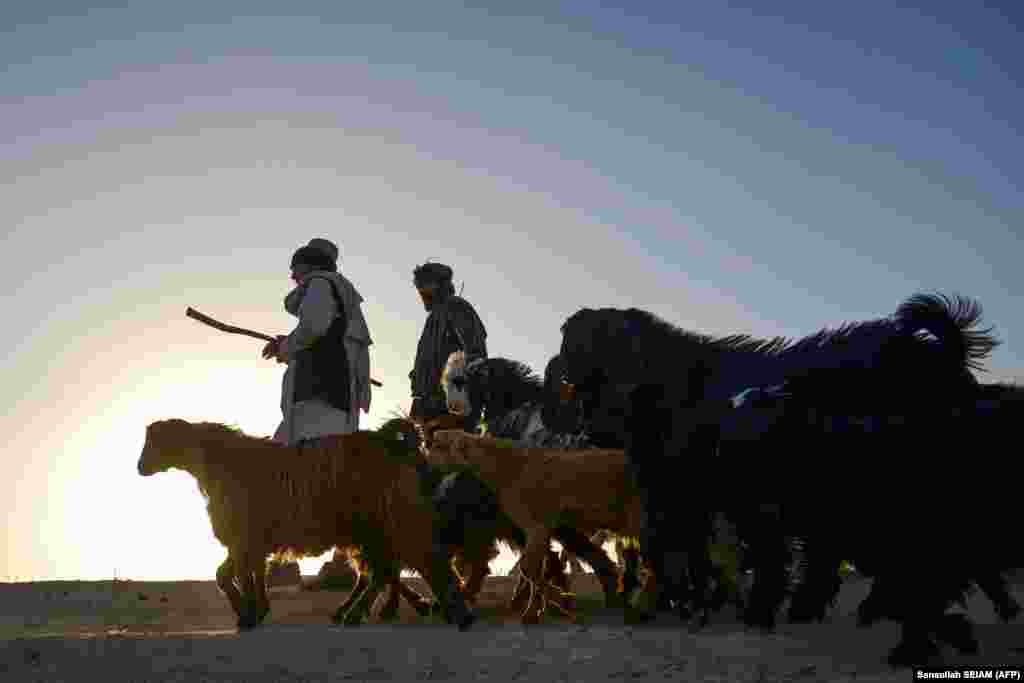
(263, 238, 374, 445)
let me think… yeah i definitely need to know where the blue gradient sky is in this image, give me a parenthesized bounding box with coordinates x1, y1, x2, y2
(2, 1, 1021, 581)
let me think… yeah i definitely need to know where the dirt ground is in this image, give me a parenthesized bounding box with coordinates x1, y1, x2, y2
(2, 573, 1023, 682)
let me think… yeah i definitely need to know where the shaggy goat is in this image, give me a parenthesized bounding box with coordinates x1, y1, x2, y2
(541, 353, 633, 450)
(137, 419, 495, 629)
(442, 351, 591, 447)
(715, 371, 1022, 667)
(559, 292, 998, 625)
(624, 383, 791, 629)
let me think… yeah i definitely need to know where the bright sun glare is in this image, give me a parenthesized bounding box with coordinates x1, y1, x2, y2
(54, 362, 284, 581)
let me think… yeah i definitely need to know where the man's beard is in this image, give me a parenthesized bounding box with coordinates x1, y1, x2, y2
(419, 291, 435, 311)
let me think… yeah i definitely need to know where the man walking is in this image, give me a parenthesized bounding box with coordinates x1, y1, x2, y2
(409, 261, 487, 432)
(264, 238, 373, 445)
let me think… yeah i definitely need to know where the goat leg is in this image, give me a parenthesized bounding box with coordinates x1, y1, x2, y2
(236, 551, 264, 630)
(377, 576, 403, 621)
(253, 562, 270, 624)
(788, 537, 843, 624)
(427, 541, 476, 630)
(975, 572, 1022, 622)
(332, 573, 370, 625)
(397, 580, 434, 617)
(341, 571, 388, 626)
(508, 565, 530, 609)
(552, 525, 619, 608)
(619, 543, 642, 606)
(519, 529, 555, 624)
(216, 556, 245, 621)
(454, 559, 490, 606)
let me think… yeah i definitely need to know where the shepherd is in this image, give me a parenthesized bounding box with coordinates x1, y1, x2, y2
(263, 238, 374, 445)
(409, 261, 488, 432)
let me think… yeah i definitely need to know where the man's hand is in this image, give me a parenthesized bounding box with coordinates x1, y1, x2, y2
(261, 335, 287, 361)
(274, 336, 290, 363)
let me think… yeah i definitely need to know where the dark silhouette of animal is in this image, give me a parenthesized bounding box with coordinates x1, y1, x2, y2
(559, 293, 998, 628)
(711, 369, 1021, 667)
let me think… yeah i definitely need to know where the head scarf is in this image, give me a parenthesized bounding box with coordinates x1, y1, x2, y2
(413, 262, 454, 288)
(291, 245, 336, 272)
(307, 238, 339, 264)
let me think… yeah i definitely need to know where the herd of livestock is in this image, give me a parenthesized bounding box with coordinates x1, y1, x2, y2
(139, 291, 1023, 669)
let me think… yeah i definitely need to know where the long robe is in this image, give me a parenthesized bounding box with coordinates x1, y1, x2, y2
(273, 270, 373, 445)
(410, 295, 488, 419)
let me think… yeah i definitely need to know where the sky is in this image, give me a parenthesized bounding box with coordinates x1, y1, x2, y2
(2, 1, 1021, 582)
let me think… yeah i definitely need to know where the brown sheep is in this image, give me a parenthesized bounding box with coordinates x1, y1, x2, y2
(137, 418, 494, 629)
(393, 417, 604, 616)
(422, 427, 652, 623)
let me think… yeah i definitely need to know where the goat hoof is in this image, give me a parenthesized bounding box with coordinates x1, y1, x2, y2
(744, 623, 776, 637)
(788, 607, 824, 624)
(443, 601, 475, 631)
(456, 612, 476, 631)
(857, 613, 877, 628)
(787, 596, 825, 623)
(687, 610, 710, 633)
(332, 608, 364, 627)
(521, 610, 541, 625)
(743, 611, 776, 631)
(412, 600, 433, 618)
(857, 598, 889, 628)
(886, 639, 940, 668)
(237, 615, 260, 630)
(341, 613, 364, 627)
(624, 607, 655, 625)
(997, 602, 1022, 623)
(934, 614, 980, 655)
(237, 602, 264, 630)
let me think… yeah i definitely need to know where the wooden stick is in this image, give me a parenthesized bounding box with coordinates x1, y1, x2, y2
(186, 307, 277, 342)
(185, 307, 383, 387)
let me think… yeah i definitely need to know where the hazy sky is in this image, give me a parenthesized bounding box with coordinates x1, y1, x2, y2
(2, 1, 1021, 581)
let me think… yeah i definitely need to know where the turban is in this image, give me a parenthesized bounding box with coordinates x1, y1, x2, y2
(413, 262, 454, 287)
(307, 238, 339, 263)
(291, 245, 336, 271)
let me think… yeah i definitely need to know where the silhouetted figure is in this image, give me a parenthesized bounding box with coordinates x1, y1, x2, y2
(263, 238, 373, 445)
(409, 262, 487, 431)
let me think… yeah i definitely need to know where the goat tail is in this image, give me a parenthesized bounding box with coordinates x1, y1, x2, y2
(895, 292, 1000, 372)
